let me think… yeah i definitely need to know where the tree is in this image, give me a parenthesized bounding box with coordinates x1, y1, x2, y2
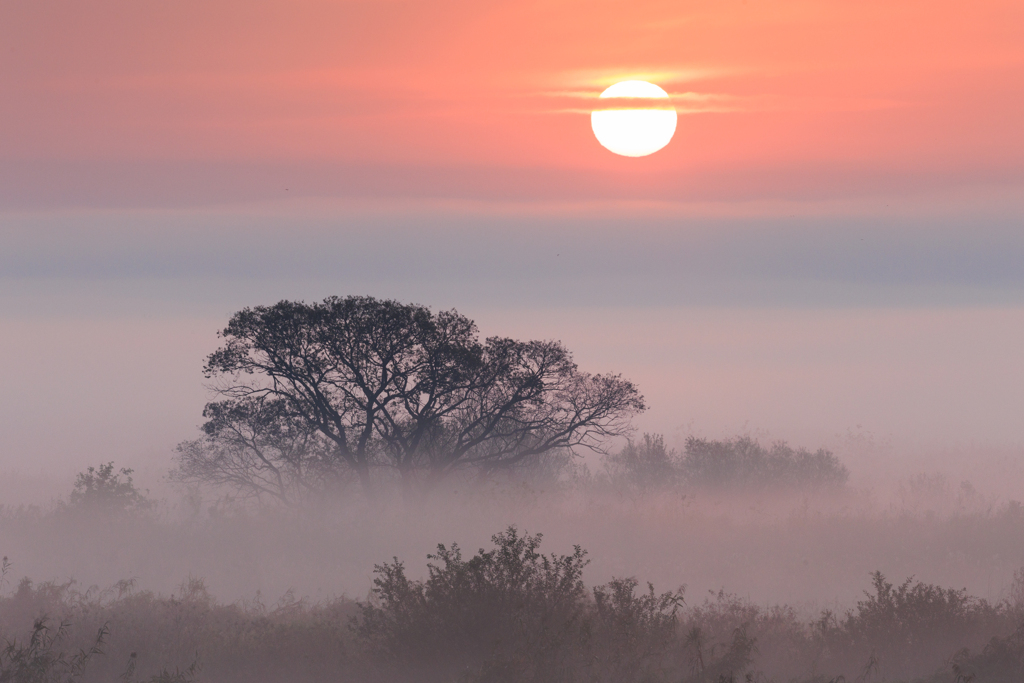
(173, 398, 340, 505)
(188, 296, 644, 496)
(66, 463, 153, 515)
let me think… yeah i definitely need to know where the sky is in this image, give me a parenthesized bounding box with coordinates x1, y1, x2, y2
(2, 0, 1024, 483)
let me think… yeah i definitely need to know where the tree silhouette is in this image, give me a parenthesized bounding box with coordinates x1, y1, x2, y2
(174, 398, 337, 505)
(189, 296, 644, 496)
(66, 463, 152, 515)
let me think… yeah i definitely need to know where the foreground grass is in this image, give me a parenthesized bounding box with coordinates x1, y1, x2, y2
(1, 527, 1023, 683)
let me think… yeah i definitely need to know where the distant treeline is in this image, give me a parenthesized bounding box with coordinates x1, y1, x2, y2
(598, 433, 850, 495)
(53, 433, 852, 521)
(1, 527, 1021, 683)
(172, 430, 851, 508)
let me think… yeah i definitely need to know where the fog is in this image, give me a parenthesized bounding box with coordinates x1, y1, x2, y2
(3, 306, 1024, 481)
(3, 204, 1024, 681)
(4, 0, 1024, 675)
(3, 437, 1024, 681)
(3, 432, 1023, 604)
(4, 199, 1024, 483)
(2, 296, 1023, 608)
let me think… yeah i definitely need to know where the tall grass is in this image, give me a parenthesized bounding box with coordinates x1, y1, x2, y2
(2, 528, 1023, 683)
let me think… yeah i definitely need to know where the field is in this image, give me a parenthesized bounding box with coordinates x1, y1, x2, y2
(2, 461, 1024, 682)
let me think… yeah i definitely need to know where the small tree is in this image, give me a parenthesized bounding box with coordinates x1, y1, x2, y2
(66, 463, 152, 515)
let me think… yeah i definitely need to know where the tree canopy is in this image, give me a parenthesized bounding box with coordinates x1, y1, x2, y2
(176, 296, 644, 500)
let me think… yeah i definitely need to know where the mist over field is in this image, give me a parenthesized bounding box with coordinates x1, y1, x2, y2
(3, 433, 1024, 682)
(0, 434, 1021, 596)
(4, 0, 1024, 677)
(2, 248, 1024, 680)
(2, 242, 1024, 680)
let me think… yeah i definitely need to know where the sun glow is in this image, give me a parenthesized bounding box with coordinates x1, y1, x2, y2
(591, 81, 677, 157)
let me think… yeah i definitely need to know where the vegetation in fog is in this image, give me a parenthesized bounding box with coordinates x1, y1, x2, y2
(4, 300, 1019, 682)
(177, 296, 644, 499)
(62, 463, 154, 517)
(171, 297, 854, 507)
(2, 529, 1023, 683)
(0, 616, 106, 683)
(173, 426, 850, 506)
(174, 399, 336, 506)
(357, 527, 596, 682)
(680, 436, 849, 489)
(600, 433, 848, 494)
(601, 433, 682, 494)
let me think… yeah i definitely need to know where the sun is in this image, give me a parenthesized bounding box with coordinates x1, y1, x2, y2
(591, 80, 677, 157)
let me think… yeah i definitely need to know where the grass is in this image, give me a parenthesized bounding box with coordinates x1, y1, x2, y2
(2, 527, 1023, 683)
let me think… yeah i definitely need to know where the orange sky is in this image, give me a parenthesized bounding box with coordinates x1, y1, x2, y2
(3, 0, 1023, 204)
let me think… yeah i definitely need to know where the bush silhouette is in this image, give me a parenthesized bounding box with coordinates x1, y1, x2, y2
(3, 533, 1023, 682)
(601, 434, 848, 494)
(356, 527, 591, 682)
(602, 433, 681, 495)
(681, 436, 848, 490)
(65, 463, 153, 516)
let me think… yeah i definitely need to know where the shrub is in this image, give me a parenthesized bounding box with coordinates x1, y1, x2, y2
(356, 527, 591, 683)
(591, 578, 684, 683)
(602, 434, 681, 495)
(3, 532, 1022, 683)
(65, 463, 153, 516)
(680, 436, 848, 490)
(0, 617, 106, 683)
(816, 572, 1005, 680)
(0, 570, 359, 683)
(948, 623, 1024, 683)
